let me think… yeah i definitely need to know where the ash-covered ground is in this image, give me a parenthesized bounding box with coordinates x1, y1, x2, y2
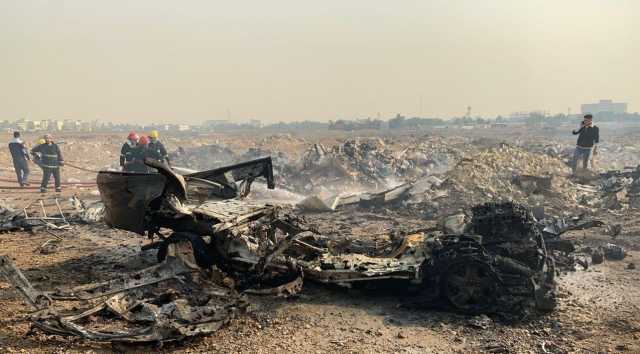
(1, 126, 639, 353)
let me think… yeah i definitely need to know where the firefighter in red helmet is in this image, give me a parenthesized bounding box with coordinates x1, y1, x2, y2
(128, 135, 151, 173)
(120, 131, 139, 172)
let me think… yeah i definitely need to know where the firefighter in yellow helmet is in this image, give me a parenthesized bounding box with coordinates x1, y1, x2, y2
(147, 130, 170, 166)
(31, 134, 64, 193)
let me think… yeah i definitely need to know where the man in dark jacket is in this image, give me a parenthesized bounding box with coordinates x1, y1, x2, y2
(8, 131, 30, 187)
(571, 114, 600, 175)
(31, 134, 64, 193)
(147, 130, 170, 166)
(120, 131, 139, 172)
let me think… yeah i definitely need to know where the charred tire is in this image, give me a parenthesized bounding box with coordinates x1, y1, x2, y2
(471, 202, 547, 270)
(442, 258, 499, 314)
(157, 232, 215, 269)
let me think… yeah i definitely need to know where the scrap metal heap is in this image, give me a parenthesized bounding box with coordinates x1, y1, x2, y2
(0, 195, 105, 234)
(168, 136, 464, 195)
(1, 157, 559, 344)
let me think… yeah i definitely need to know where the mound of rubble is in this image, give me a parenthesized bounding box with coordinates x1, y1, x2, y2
(403, 145, 575, 218)
(287, 138, 403, 193)
(576, 169, 640, 210)
(167, 136, 465, 195)
(292, 137, 464, 193)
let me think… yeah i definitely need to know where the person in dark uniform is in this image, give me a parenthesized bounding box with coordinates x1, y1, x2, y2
(120, 131, 139, 172)
(31, 138, 46, 167)
(8, 131, 30, 187)
(147, 130, 170, 166)
(31, 134, 64, 193)
(129, 135, 151, 173)
(571, 114, 600, 175)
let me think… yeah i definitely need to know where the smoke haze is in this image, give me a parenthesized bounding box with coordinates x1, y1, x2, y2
(1, 0, 638, 123)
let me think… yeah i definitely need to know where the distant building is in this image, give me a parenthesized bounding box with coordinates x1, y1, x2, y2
(80, 121, 94, 132)
(62, 119, 82, 131)
(509, 110, 548, 122)
(27, 120, 41, 131)
(581, 99, 627, 115)
(15, 119, 28, 131)
(328, 118, 382, 131)
(203, 120, 230, 128)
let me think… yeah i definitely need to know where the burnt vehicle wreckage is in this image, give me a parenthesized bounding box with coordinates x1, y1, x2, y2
(0, 157, 575, 344)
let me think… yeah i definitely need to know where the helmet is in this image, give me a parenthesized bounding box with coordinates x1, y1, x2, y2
(127, 131, 139, 141)
(36, 138, 46, 145)
(149, 130, 159, 139)
(138, 135, 149, 145)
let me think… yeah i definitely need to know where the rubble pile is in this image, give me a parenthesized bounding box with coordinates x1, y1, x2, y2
(398, 138, 464, 175)
(445, 145, 569, 197)
(297, 142, 640, 221)
(289, 138, 404, 193)
(168, 136, 465, 195)
(573, 168, 640, 211)
(597, 138, 640, 171)
(520, 141, 574, 165)
(518, 136, 640, 173)
(282, 137, 463, 194)
(403, 145, 573, 218)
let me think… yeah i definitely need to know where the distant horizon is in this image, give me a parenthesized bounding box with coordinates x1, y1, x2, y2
(4, 101, 636, 125)
(3, 107, 637, 127)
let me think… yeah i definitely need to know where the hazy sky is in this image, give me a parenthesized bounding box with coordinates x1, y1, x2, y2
(1, 0, 638, 123)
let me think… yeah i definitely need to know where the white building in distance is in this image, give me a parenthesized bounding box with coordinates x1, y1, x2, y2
(581, 99, 627, 115)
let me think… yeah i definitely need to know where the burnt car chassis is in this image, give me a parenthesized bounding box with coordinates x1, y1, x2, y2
(0, 158, 556, 344)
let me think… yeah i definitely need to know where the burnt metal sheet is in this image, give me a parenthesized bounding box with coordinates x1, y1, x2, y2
(145, 159, 188, 201)
(245, 272, 304, 298)
(97, 171, 166, 235)
(192, 199, 273, 223)
(30, 289, 245, 343)
(186, 156, 275, 189)
(3, 256, 245, 343)
(52, 257, 195, 300)
(302, 253, 422, 284)
(0, 255, 52, 310)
